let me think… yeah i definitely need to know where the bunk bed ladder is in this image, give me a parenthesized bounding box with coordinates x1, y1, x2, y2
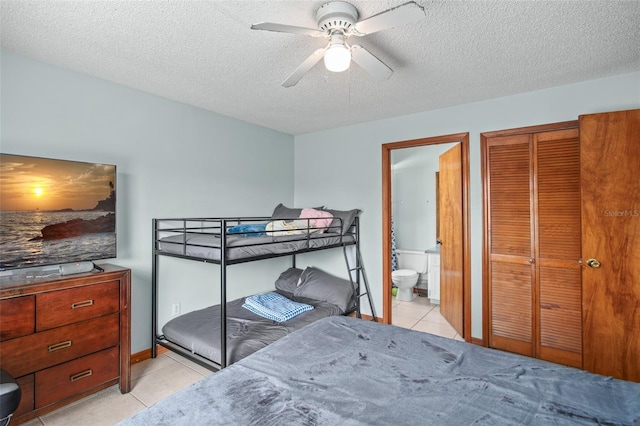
(343, 245, 377, 322)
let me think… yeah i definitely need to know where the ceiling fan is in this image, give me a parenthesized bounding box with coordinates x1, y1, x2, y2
(251, 1, 426, 87)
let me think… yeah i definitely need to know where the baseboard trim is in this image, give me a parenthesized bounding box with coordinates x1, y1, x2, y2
(471, 337, 486, 347)
(131, 345, 168, 365)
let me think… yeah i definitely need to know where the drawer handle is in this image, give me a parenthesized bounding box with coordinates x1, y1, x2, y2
(70, 369, 93, 382)
(48, 340, 72, 352)
(71, 299, 94, 309)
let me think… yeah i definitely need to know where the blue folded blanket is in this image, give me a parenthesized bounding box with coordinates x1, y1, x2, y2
(243, 292, 314, 322)
(227, 223, 267, 237)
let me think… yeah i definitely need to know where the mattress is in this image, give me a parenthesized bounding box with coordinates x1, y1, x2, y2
(122, 316, 640, 425)
(161, 295, 343, 365)
(158, 232, 355, 261)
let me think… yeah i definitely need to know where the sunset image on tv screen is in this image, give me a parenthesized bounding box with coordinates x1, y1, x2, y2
(0, 154, 117, 270)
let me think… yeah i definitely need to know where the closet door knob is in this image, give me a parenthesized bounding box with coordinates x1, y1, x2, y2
(586, 259, 601, 268)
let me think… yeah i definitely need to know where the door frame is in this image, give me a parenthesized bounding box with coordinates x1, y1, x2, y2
(382, 133, 471, 341)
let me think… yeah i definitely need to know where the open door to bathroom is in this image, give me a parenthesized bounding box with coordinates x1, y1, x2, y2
(382, 132, 470, 341)
(439, 144, 464, 336)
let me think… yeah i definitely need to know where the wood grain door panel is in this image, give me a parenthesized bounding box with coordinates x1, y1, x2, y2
(486, 134, 534, 355)
(534, 129, 582, 366)
(488, 136, 533, 258)
(485, 124, 581, 364)
(580, 109, 640, 382)
(490, 260, 533, 350)
(439, 143, 464, 335)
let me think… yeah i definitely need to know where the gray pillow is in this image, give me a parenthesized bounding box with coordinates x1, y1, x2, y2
(324, 208, 361, 234)
(270, 203, 324, 221)
(274, 267, 304, 297)
(293, 267, 355, 313)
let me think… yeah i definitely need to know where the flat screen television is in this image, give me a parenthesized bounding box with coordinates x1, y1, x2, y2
(0, 153, 116, 271)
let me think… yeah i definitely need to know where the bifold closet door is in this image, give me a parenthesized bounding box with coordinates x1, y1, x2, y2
(486, 134, 534, 357)
(485, 126, 581, 366)
(534, 129, 582, 368)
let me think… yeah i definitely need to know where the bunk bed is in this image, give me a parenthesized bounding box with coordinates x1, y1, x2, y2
(151, 205, 376, 370)
(121, 315, 640, 425)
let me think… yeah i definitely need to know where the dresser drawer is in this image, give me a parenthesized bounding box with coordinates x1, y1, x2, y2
(0, 295, 35, 341)
(0, 313, 119, 377)
(35, 346, 119, 408)
(36, 280, 120, 331)
(14, 374, 35, 418)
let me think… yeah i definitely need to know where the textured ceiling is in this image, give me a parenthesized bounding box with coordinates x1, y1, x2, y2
(1, 1, 639, 135)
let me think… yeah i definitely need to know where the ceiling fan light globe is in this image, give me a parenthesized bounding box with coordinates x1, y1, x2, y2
(324, 45, 351, 72)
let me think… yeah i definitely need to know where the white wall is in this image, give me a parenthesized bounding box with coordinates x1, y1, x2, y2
(0, 51, 295, 353)
(294, 71, 640, 338)
(3, 48, 638, 346)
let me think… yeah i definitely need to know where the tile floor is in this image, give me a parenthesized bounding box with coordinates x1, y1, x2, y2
(19, 297, 459, 425)
(392, 294, 464, 341)
(20, 350, 213, 426)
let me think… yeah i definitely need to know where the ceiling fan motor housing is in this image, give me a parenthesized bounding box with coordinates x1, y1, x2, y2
(316, 2, 358, 33)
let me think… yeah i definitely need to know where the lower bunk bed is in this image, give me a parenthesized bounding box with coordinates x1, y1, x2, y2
(158, 266, 355, 366)
(121, 315, 640, 425)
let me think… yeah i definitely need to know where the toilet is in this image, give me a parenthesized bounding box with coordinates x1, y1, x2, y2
(392, 249, 428, 301)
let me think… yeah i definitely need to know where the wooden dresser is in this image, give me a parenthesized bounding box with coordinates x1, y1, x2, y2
(0, 264, 130, 424)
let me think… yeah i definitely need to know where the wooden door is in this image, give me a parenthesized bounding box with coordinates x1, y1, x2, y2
(484, 124, 582, 365)
(438, 144, 464, 336)
(485, 134, 534, 356)
(580, 109, 640, 382)
(534, 129, 582, 368)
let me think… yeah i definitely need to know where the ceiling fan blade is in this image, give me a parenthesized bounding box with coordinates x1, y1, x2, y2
(282, 48, 326, 87)
(251, 22, 325, 37)
(352, 1, 425, 36)
(351, 45, 393, 81)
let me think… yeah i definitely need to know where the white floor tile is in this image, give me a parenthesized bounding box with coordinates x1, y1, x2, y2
(391, 313, 420, 329)
(22, 352, 206, 426)
(411, 320, 457, 339)
(392, 295, 458, 340)
(130, 360, 205, 407)
(38, 386, 146, 426)
(164, 350, 215, 377)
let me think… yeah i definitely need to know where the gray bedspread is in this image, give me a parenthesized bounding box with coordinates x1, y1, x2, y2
(123, 316, 640, 425)
(159, 232, 355, 261)
(162, 295, 343, 365)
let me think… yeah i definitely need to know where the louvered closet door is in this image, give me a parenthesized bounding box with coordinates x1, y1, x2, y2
(487, 134, 534, 357)
(534, 129, 582, 368)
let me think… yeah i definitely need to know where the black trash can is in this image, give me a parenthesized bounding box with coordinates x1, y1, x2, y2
(0, 369, 21, 426)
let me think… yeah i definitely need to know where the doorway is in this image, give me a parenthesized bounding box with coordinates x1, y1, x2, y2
(382, 133, 471, 341)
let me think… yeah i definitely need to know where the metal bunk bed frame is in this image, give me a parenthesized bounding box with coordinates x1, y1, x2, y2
(151, 216, 376, 371)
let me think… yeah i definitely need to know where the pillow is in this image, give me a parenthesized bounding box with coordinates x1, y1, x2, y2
(274, 267, 304, 297)
(293, 267, 355, 313)
(270, 204, 302, 221)
(323, 208, 361, 234)
(298, 208, 334, 232)
(271, 203, 324, 221)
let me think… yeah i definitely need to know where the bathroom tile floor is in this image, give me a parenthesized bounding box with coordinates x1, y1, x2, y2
(392, 294, 464, 341)
(20, 298, 460, 425)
